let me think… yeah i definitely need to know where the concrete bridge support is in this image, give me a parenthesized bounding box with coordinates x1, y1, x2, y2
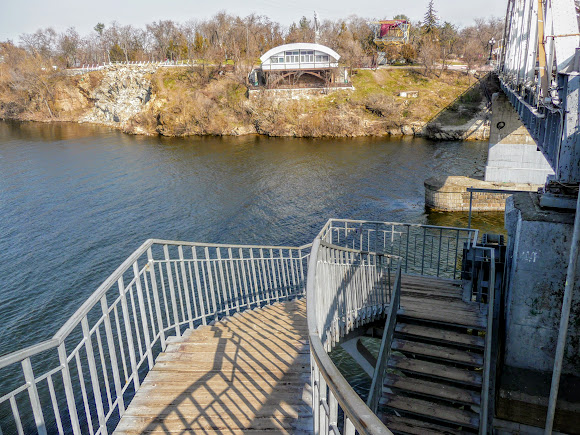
(499, 192, 580, 431)
(485, 93, 554, 185)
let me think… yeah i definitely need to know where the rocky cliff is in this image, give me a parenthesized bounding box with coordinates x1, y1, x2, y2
(80, 65, 155, 127)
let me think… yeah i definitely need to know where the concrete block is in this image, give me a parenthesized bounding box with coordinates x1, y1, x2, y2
(503, 193, 580, 374)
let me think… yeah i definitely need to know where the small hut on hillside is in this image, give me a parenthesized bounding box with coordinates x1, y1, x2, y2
(249, 43, 350, 89)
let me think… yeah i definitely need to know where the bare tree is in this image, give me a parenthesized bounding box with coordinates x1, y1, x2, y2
(58, 27, 81, 67)
(19, 28, 57, 60)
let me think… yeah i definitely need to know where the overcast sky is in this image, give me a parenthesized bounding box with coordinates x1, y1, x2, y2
(0, 0, 508, 42)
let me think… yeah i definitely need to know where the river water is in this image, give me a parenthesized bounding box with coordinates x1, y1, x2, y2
(0, 120, 503, 396)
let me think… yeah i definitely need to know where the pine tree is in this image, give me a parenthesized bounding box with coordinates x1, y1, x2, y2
(423, 0, 439, 33)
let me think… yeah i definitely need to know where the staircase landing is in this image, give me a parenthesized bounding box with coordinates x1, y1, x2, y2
(114, 299, 312, 434)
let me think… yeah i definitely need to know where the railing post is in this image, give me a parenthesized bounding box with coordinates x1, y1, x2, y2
(437, 228, 443, 277)
(118, 277, 140, 391)
(312, 362, 320, 435)
(421, 227, 427, 275)
(21, 358, 47, 435)
(177, 246, 194, 329)
(319, 376, 328, 435)
(100, 296, 125, 416)
(133, 261, 154, 369)
(81, 317, 108, 435)
(468, 190, 474, 229)
(204, 247, 218, 316)
(58, 343, 81, 435)
(163, 245, 181, 335)
(191, 247, 207, 325)
(147, 248, 166, 349)
(454, 231, 460, 280)
(405, 225, 410, 273)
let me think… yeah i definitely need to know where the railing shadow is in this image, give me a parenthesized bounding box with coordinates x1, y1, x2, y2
(115, 298, 312, 434)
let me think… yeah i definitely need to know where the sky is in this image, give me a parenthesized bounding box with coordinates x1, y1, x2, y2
(0, 0, 508, 42)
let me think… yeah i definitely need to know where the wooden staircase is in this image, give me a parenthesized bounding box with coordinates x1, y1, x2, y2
(377, 275, 487, 435)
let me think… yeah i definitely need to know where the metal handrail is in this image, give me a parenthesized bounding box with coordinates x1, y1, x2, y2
(318, 219, 478, 279)
(367, 261, 402, 413)
(479, 246, 496, 435)
(307, 237, 396, 434)
(0, 239, 311, 435)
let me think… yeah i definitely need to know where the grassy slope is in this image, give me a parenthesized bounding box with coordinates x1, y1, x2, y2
(0, 61, 485, 137)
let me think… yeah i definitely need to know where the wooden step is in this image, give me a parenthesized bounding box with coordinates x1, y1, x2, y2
(384, 375, 481, 407)
(379, 394, 480, 430)
(401, 290, 463, 302)
(401, 275, 462, 287)
(392, 339, 483, 367)
(381, 415, 474, 435)
(388, 356, 482, 388)
(395, 323, 485, 349)
(398, 301, 486, 330)
(400, 282, 463, 295)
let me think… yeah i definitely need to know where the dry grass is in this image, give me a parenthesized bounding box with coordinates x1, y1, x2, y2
(0, 53, 486, 138)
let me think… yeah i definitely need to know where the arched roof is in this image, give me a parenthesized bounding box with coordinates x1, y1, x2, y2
(259, 43, 340, 63)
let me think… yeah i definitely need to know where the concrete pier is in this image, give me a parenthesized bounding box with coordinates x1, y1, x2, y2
(503, 192, 580, 374)
(484, 93, 554, 185)
(424, 176, 539, 211)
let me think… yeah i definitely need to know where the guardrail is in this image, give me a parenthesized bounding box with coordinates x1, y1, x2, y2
(472, 246, 497, 435)
(0, 239, 310, 435)
(307, 237, 398, 435)
(318, 219, 478, 279)
(313, 219, 497, 435)
(367, 262, 401, 414)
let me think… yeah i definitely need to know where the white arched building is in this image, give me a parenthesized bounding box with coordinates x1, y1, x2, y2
(250, 43, 349, 89)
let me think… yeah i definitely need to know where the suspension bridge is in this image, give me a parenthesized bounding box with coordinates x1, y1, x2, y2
(1, 0, 580, 434)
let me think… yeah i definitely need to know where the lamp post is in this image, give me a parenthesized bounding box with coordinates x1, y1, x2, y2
(488, 37, 496, 62)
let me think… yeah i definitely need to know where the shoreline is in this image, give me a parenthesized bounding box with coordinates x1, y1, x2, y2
(0, 112, 490, 140)
(0, 67, 494, 140)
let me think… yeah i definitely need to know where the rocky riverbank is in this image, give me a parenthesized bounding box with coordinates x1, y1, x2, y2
(0, 64, 493, 139)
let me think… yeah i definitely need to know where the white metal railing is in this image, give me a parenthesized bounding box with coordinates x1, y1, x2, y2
(308, 219, 494, 434)
(307, 236, 399, 435)
(472, 246, 497, 435)
(366, 263, 401, 414)
(318, 219, 478, 279)
(0, 239, 310, 435)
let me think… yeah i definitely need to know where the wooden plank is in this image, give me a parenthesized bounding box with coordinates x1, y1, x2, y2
(123, 400, 312, 416)
(140, 370, 310, 384)
(388, 356, 482, 387)
(401, 281, 463, 292)
(381, 415, 473, 435)
(134, 380, 309, 395)
(400, 296, 484, 312)
(395, 323, 485, 349)
(165, 342, 309, 356)
(397, 299, 487, 329)
(116, 429, 313, 435)
(155, 351, 311, 365)
(116, 299, 312, 434)
(384, 375, 481, 406)
(380, 394, 480, 429)
(391, 339, 483, 367)
(115, 414, 313, 433)
(400, 275, 462, 287)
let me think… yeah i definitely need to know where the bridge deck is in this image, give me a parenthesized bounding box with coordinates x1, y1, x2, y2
(115, 299, 313, 434)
